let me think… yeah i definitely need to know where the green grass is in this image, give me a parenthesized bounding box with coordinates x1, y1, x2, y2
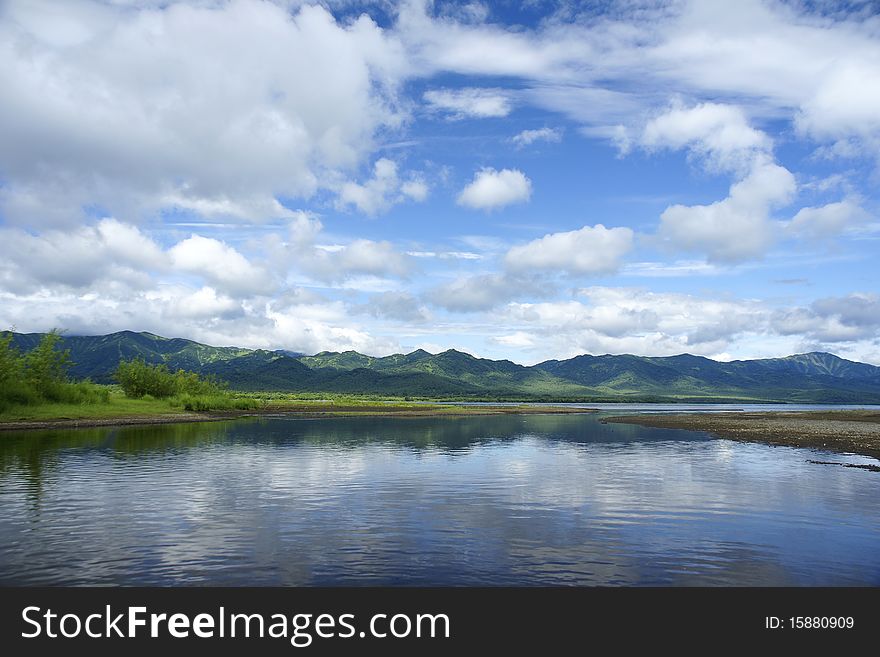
(0, 388, 260, 422)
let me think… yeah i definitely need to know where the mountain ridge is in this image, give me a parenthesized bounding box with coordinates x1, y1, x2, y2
(6, 331, 880, 403)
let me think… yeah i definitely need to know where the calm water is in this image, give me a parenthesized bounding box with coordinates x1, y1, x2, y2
(1, 410, 879, 586)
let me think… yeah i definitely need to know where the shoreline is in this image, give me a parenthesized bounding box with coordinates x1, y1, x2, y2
(0, 404, 597, 432)
(603, 410, 880, 461)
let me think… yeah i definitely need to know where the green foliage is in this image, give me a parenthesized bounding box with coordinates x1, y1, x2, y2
(23, 330, 72, 400)
(173, 394, 260, 412)
(115, 358, 229, 399)
(0, 332, 23, 387)
(114, 358, 255, 412)
(0, 330, 109, 411)
(115, 359, 179, 398)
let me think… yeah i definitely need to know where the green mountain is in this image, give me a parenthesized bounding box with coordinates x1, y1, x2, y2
(8, 330, 254, 383)
(7, 331, 880, 402)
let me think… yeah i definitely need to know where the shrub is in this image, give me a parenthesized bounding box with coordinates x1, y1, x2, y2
(23, 330, 72, 399)
(174, 393, 259, 412)
(0, 330, 110, 411)
(115, 358, 178, 398)
(116, 358, 234, 402)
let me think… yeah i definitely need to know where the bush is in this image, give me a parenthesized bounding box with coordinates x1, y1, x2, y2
(57, 381, 112, 405)
(115, 358, 179, 398)
(174, 394, 259, 412)
(23, 330, 72, 399)
(115, 358, 235, 404)
(0, 330, 110, 411)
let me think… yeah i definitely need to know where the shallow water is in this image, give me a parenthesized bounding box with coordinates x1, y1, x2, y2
(1, 411, 878, 585)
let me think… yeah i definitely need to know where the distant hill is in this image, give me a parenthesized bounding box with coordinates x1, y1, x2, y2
(7, 331, 880, 402)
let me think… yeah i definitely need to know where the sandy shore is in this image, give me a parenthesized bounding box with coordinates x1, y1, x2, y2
(0, 404, 596, 432)
(603, 410, 880, 463)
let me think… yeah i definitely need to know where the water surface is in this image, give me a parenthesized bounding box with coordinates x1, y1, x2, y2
(1, 411, 878, 585)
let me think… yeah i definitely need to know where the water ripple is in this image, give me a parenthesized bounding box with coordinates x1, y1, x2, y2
(0, 414, 878, 585)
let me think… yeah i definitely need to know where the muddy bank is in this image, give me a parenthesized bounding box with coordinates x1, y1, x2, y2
(0, 404, 596, 432)
(0, 412, 230, 432)
(603, 410, 880, 460)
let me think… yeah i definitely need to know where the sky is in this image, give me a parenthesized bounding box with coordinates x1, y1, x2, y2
(0, 0, 878, 365)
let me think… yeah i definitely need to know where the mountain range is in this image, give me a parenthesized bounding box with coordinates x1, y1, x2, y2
(8, 330, 880, 403)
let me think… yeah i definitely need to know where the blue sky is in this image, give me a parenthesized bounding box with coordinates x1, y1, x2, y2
(0, 0, 878, 364)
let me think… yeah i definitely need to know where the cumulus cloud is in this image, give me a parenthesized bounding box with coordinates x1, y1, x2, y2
(0, 282, 403, 357)
(640, 102, 799, 262)
(0, 0, 408, 226)
(2, 1, 879, 366)
(169, 235, 271, 296)
(511, 127, 562, 148)
(397, 0, 880, 166)
(457, 167, 532, 210)
(658, 158, 797, 262)
(499, 286, 767, 359)
(426, 272, 549, 313)
(795, 61, 880, 148)
(337, 158, 429, 215)
(773, 293, 880, 344)
(492, 331, 535, 348)
(786, 199, 869, 239)
(423, 87, 512, 119)
(640, 102, 771, 173)
(273, 214, 413, 283)
(165, 286, 244, 321)
(0, 218, 165, 291)
(478, 287, 880, 363)
(358, 291, 430, 322)
(505, 224, 634, 275)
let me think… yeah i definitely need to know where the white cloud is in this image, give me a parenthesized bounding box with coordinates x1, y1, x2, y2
(423, 87, 512, 119)
(400, 178, 429, 202)
(95, 218, 167, 270)
(337, 158, 428, 215)
(426, 272, 549, 313)
(0, 0, 408, 226)
(505, 224, 634, 275)
(497, 287, 769, 359)
(641, 102, 798, 262)
(658, 158, 797, 262)
(0, 282, 404, 357)
(358, 291, 430, 322)
(397, 0, 880, 162)
(640, 102, 771, 173)
(787, 199, 869, 239)
(169, 235, 270, 296)
(426, 273, 516, 313)
(334, 239, 411, 279)
(796, 61, 880, 146)
(0, 218, 165, 291)
(511, 127, 562, 148)
(165, 286, 244, 321)
(159, 192, 299, 222)
(492, 331, 535, 348)
(773, 293, 880, 344)
(271, 215, 412, 283)
(457, 167, 532, 210)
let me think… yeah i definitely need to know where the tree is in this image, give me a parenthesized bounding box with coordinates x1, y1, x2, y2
(0, 332, 23, 388)
(23, 330, 72, 399)
(115, 358, 177, 398)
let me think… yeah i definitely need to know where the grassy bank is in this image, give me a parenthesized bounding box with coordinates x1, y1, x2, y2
(0, 391, 596, 431)
(603, 410, 880, 462)
(0, 388, 257, 421)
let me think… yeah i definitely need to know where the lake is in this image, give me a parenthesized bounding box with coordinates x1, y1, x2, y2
(1, 408, 879, 586)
